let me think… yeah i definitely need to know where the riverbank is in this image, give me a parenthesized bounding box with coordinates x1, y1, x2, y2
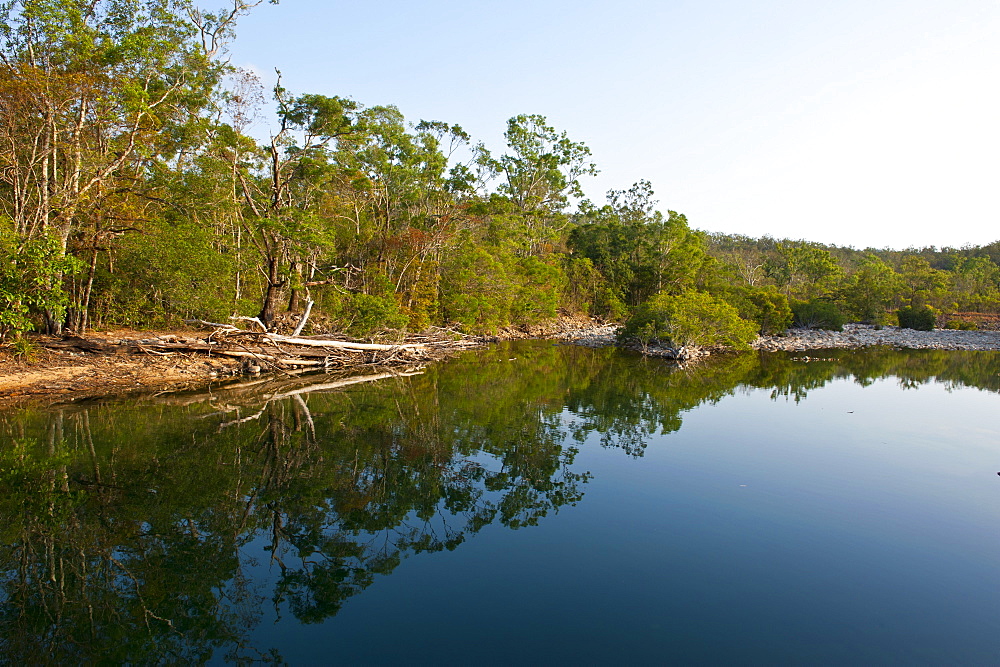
(0, 328, 468, 406)
(5, 320, 1000, 406)
(0, 315, 607, 406)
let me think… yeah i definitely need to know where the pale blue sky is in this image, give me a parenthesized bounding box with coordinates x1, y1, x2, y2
(226, 0, 1000, 250)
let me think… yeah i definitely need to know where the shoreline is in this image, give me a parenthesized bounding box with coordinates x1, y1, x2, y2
(556, 322, 1000, 356)
(754, 323, 1000, 352)
(4, 321, 1000, 408)
(0, 315, 604, 407)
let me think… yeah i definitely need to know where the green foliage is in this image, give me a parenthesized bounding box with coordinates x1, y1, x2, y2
(770, 243, 843, 298)
(568, 181, 706, 310)
(943, 319, 977, 330)
(721, 285, 792, 335)
(621, 290, 758, 350)
(840, 256, 902, 324)
(896, 305, 938, 331)
(335, 292, 408, 337)
(440, 245, 566, 332)
(90, 220, 239, 327)
(0, 222, 78, 339)
(899, 255, 951, 308)
(511, 256, 563, 324)
(561, 257, 626, 321)
(791, 298, 847, 331)
(7, 336, 39, 361)
(441, 246, 514, 332)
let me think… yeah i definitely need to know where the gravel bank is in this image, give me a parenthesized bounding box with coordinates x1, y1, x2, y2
(755, 323, 1000, 352)
(555, 323, 1000, 355)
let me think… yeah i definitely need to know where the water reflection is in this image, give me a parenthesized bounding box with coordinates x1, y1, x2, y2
(1, 343, 998, 662)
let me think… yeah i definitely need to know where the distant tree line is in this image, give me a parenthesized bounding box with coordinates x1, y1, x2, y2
(2, 0, 999, 345)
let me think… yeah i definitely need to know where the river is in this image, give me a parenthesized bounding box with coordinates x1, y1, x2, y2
(1, 342, 999, 664)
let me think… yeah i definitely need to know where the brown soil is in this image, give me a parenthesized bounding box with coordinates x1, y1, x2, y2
(0, 329, 249, 406)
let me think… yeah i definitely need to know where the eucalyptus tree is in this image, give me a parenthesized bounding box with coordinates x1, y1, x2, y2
(767, 243, 843, 299)
(485, 114, 597, 256)
(231, 80, 359, 328)
(840, 255, 903, 323)
(950, 256, 1000, 310)
(897, 254, 951, 308)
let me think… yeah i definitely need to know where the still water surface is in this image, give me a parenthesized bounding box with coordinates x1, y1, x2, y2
(1, 342, 999, 664)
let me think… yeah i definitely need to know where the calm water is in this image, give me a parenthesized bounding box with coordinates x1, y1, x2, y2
(2, 342, 999, 664)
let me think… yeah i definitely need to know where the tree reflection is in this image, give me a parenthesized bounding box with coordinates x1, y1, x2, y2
(0, 347, 592, 662)
(1, 344, 998, 661)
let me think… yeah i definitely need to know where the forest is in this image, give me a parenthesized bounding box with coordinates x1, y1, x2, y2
(3, 0, 1000, 348)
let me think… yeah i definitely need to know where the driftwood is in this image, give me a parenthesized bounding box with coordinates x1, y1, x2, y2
(291, 300, 314, 337)
(261, 333, 426, 351)
(44, 320, 482, 376)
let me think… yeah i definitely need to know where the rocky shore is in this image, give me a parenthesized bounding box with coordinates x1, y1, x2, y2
(556, 322, 1000, 356)
(754, 323, 1000, 352)
(552, 325, 621, 347)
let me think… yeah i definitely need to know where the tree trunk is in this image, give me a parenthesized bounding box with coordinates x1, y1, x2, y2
(258, 256, 281, 329)
(287, 260, 300, 311)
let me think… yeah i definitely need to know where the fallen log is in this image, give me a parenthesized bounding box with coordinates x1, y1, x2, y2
(260, 333, 426, 352)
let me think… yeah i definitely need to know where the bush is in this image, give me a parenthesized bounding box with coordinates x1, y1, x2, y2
(338, 293, 408, 337)
(723, 285, 792, 335)
(620, 290, 758, 350)
(791, 298, 846, 331)
(943, 319, 977, 330)
(0, 223, 78, 340)
(896, 305, 937, 331)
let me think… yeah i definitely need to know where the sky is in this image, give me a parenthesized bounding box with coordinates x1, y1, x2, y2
(225, 0, 1000, 250)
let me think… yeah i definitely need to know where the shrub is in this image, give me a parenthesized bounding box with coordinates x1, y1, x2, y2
(7, 336, 39, 361)
(338, 293, 408, 337)
(943, 319, 977, 330)
(723, 285, 792, 335)
(620, 290, 758, 350)
(896, 305, 937, 331)
(790, 298, 846, 331)
(0, 224, 79, 340)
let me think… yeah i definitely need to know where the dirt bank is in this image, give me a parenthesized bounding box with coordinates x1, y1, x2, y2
(0, 329, 458, 407)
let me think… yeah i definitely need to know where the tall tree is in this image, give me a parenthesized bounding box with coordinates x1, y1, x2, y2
(485, 114, 597, 256)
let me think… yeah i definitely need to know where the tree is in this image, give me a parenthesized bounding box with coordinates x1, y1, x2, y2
(769, 243, 843, 299)
(232, 79, 359, 327)
(485, 114, 597, 255)
(898, 255, 951, 308)
(621, 289, 758, 353)
(840, 255, 902, 323)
